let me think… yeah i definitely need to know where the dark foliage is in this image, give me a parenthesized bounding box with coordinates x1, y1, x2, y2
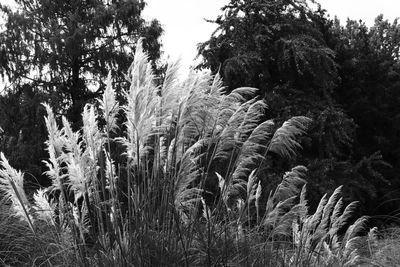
(198, 0, 400, 225)
(0, 0, 163, 184)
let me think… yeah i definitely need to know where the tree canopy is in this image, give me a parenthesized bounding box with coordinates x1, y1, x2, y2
(0, 0, 163, 181)
(198, 0, 400, 222)
(0, 0, 163, 125)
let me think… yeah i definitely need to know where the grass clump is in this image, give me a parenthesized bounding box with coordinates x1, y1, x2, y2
(360, 227, 400, 267)
(0, 39, 371, 266)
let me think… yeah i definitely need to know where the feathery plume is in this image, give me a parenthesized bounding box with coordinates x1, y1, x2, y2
(0, 153, 33, 230)
(120, 40, 158, 163)
(42, 103, 64, 190)
(99, 71, 120, 134)
(269, 116, 312, 159)
(255, 181, 262, 204)
(33, 188, 55, 225)
(273, 165, 307, 202)
(82, 104, 102, 159)
(103, 148, 117, 190)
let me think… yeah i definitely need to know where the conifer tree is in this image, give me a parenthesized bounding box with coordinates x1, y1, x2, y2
(0, 0, 163, 182)
(0, 0, 163, 126)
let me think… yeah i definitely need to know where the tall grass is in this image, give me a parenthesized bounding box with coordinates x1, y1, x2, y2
(0, 40, 371, 266)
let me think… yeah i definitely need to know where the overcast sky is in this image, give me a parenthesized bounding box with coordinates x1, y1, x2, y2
(319, 0, 398, 25)
(0, 0, 399, 87)
(142, 0, 228, 75)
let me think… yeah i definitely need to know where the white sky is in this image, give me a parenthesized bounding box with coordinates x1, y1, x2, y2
(318, 0, 399, 25)
(0, 0, 399, 88)
(142, 0, 228, 76)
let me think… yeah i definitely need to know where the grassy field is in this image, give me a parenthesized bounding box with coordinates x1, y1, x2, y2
(0, 40, 394, 266)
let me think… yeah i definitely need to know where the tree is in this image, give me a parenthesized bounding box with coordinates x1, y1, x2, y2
(197, 0, 353, 166)
(197, 1, 352, 159)
(332, 16, 400, 162)
(197, 0, 397, 221)
(0, 0, 163, 126)
(327, 16, 400, 217)
(0, 0, 163, 183)
(197, 0, 337, 101)
(0, 84, 49, 186)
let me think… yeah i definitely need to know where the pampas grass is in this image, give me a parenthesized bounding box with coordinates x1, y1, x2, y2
(365, 227, 400, 267)
(0, 39, 372, 266)
(0, 153, 34, 232)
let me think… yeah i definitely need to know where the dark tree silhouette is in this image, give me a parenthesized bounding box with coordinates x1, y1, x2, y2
(198, 0, 399, 223)
(0, 0, 163, 126)
(0, 0, 163, 183)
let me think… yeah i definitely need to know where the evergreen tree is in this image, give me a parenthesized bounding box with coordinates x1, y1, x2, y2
(197, 0, 337, 99)
(0, 0, 163, 183)
(198, 0, 397, 220)
(0, 0, 163, 125)
(329, 16, 400, 216)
